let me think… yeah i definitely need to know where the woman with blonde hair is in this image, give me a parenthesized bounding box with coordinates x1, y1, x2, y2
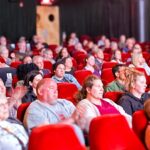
(118, 69, 150, 116)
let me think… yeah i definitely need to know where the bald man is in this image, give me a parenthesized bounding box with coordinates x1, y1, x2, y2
(23, 78, 85, 144)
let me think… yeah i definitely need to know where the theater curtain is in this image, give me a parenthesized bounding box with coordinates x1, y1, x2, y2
(0, 0, 36, 42)
(58, 0, 150, 41)
(58, 0, 131, 40)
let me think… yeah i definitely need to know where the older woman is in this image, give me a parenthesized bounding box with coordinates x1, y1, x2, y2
(0, 94, 28, 150)
(75, 75, 131, 132)
(118, 69, 150, 116)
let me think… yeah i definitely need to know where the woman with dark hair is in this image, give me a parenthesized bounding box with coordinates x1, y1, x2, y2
(75, 75, 131, 132)
(22, 70, 43, 103)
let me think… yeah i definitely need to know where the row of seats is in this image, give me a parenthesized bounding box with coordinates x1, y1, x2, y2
(17, 101, 148, 149)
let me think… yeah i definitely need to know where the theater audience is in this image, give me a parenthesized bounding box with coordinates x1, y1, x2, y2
(52, 61, 81, 89)
(23, 78, 85, 144)
(0, 94, 28, 150)
(22, 70, 43, 103)
(105, 64, 127, 92)
(118, 69, 150, 116)
(75, 75, 132, 132)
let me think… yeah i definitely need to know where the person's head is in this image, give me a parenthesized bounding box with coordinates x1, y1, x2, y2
(112, 64, 126, 80)
(110, 41, 118, 51)
(17, 63, 39, 81)
(132, 43, 142, 54)
(0, 78, 6, 95)
(104, 38, 110, 48)
(112, 50, 122, 61)
(61, 56, 73, 70)
(23, 56, 32, 64)
(86, 55, 95, 67)
(75, 75, 104, 101)
(0, 36, 7, 46)
(131, 53, 145, 67)
(33, 55, 44, 70)
(144, 99, 150, 120)
(0, 94, 9, 121)
(42, 49, 53, 60)
(95, 48, 104, 60)
(0, 47, 9, 59)
(53, 62, 65, 79)
(125, 69, 147, 95)
(36, 78, 58, 104)
(119, 35, 126, 43)
(24, 70, 43, 89)
(58, 47, 69, 59)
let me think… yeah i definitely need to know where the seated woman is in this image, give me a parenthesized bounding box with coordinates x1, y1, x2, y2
(111, 49, 124, 64)
(118, 69, 150, 116)
(0, 94, 28, 150)
(61, 56, 75, 75)
(144, 99, 150, 150)
(52, 61, 81, 89)
(22, 70, 43, 103)
(75, 75, 131, 133)
(129, 52, 150, 76)
(84, 55, 101, 77)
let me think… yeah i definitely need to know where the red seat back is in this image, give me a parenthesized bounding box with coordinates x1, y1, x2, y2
(101, 68, 115, 86)
(10, 61, 22, 68)
(74, 70, 92, 85)
(132, 110, 148, 143)
(103, 91, 123, 103)
(90, 115, 146, 150)
(17, 102, 31, 122)
(57, 82, 78, 105)
(28, 124, 86, 150)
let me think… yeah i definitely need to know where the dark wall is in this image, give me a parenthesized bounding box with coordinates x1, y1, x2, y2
(0, 0, 36, 42)
(58, 0, 132, 39)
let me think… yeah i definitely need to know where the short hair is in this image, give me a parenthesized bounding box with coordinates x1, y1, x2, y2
(112, 64, 126, 78)
(17, 63, 39, 80)
(53, 60, 65, 71)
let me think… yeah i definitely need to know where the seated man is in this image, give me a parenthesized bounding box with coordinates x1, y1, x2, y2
(105, 64, 127, 92)
(52, 61, 81, 89)
(0, 94, 28, 150)
(33, 55, 50, 75)
(23, 78, 84, 144)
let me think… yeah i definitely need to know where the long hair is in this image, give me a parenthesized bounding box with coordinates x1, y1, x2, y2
(124, 68, 145, 92)
(75, 75, 100, 102)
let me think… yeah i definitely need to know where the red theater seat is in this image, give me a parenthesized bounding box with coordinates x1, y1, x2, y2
(17, 102, 31, 122)
(132, 110, 148, 143)
(57, 82, 78, 105)
(74, 70, 92, 85)
(103, 91, 123, 103)
(28, 124, 86, 150)
(90, 115, 145, 150)
(10, 61, 22, 68)
(102, 62, 118, 70)
(101, 68, 114, 86)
